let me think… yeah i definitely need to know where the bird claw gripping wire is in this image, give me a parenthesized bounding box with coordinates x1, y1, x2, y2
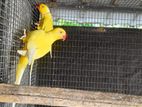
(35, 22, 39, 26)
(35, 22, 40, 29)
(20, 29, 27, 40)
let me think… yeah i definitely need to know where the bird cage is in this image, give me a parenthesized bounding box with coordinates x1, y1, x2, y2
(0, 0, 142, 107)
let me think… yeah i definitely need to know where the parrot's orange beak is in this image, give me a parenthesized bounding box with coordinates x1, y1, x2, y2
(62, 35, 67, 41)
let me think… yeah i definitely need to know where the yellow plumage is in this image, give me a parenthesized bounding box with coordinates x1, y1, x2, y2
(27, 28, 66, 64)
(36, 3, 53, 32)
(13, 3, 56, 107)
(15, 3, 54, 86)
(15, 56, 28, 85)
(15, 44, 28, 85)
(15, 28, 67, 86)
(21, 3, 53, 42)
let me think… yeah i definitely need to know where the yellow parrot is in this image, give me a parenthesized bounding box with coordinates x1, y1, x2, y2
(15, 3, 55, 86)
(36, 3, 53, 32)
(16, 28, 67, 86)
(20, 3, 54, 57)
(13, 3, 56, 107)
(20, 3, 53, 39)
(13, 27, 66, 106)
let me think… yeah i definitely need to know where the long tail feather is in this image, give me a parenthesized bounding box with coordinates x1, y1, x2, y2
(29, 60, 34, 86)
(12, 103, 16, 107)
(15, 56, 28, 85)
(12, 56, 28, 107)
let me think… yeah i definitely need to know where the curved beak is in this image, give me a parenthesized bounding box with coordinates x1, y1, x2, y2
(36, 4, 40, 9)
(62, 34, 67, 41)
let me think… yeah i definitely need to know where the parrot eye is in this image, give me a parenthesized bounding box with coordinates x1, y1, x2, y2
(60, 31, 63, 34)
(42, 6, 44, 8)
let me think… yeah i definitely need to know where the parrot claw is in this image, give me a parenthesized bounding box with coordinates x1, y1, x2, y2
(20, 29, 26, 39)
(17, 50, 27, 56)
(35, 22, 39, 26)
(35, 22, 40, 29)
(20, 35, 26, 40)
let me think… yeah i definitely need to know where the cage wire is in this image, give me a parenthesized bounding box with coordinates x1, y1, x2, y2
(1, 0, 142, 107)
(0, 0, 36, 107)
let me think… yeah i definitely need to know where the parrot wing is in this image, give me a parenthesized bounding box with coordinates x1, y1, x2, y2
(38, 14, 53, 32)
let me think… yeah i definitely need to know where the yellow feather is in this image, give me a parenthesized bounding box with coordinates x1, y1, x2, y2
(15, 56, 28, 85)
(15, 28, 66, 86)
(27, 28, 66, 60)
(36, 3, 53, 32)
(13, 3, 55, 107)
(27, 28, 66, 85)
(21, 3, 53, 43)
(37, 13, 53, 32)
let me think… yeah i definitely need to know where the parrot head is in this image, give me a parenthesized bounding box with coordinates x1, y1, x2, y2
(36, 3, 50, 14)
(53, 28, 67, 41)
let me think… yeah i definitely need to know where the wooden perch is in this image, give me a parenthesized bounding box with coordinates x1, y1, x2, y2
(0, 84, 142, 107)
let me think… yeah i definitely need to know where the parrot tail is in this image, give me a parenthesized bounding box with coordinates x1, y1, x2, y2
(13, 56, 28, 107)
(29, 60, 34, 86)
(15, 56, 28, 85)
(12, 103, 16, 107)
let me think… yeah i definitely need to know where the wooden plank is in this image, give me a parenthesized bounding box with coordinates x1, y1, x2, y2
(0, 84, 142, 107)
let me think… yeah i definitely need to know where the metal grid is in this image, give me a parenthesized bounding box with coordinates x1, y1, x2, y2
(0, 0, 36, 107)
(0, 0, 142, 107)
(0, 0, 32, 84)
(36, 0, 142, 95)
(46, 0, 142, 9)
(37, 27, 142, 95)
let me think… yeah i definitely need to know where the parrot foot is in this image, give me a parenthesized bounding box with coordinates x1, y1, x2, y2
(20, 29, 26, 40)
(17, 50, 27, 56)
(35, 22, 40, 29)
(35, 22, 39, 26)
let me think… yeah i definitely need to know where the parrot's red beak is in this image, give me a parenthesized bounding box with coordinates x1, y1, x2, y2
(62, 34, 67, 41)
(36, 4, 40, 9)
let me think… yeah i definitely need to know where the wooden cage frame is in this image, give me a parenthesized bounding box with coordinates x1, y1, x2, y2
(0, 84, 142, 107)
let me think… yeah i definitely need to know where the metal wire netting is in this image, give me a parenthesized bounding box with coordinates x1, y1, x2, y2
(36, 27, 142, 94)
(0, 0, 36, 107)
(1, 0, 142, 107)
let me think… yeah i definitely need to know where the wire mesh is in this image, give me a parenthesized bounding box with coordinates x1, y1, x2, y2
(36, 0, 142, 95)
(0, 0, 37, 107)
(0, 0, 32, 84)
(1, 0, 142, 107)
(36, 26, 142, 95)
